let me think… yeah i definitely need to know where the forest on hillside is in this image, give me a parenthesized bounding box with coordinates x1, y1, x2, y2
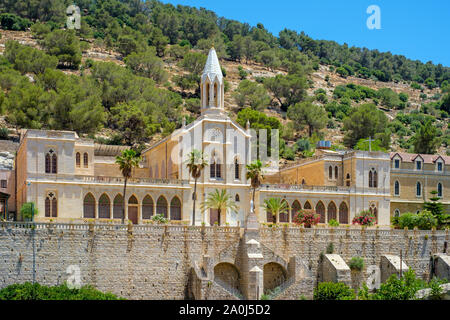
(0, 0, 449, 157)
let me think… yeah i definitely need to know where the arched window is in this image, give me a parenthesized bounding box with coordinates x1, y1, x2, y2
(338, 202, 348, 224)
(291, 200, 301, 221)
(98, 193, 110, 219)
(316, 201, 325, 223)
(279, 200, 289, 223)
(369, 168, 377, 188)
(327, 202, 337, 222)
(214, 82, 219, 108)
(210, 152, 221, 179)
(394, 209, 400, 217)
(51, 153, 57, 173)
(206, 82, 210, 105)
(346, 173, 351, 186)
(416, 182, 422, 197)
(45, 153, 51, 173)
(304, 201, 312, 210)
(437, 183, 443, 198)
(76, 152, 81, 167)
(113, 194, 123, 219)
(394, 181, 400, 196)
(156, 196, 168, 218)
(142, 195, 154, 219)
(334, 166, 338, 179)
(328, 166, 332, 179)
(83, 152, 88, 168)
(149, 167, 153, 178)
(235, 194, 240, 202)
(234, 158, 240, 180)
(45, 149, 57, 173)
(302, 179, 306, 185)
(161, 161, 166, 179)
(45, 192, 57, 217)
(83, 193, 95, 218)
(170, 196, 181, 220)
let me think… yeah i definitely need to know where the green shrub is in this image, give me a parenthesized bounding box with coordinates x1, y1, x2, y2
(0, 282, 122, 300)
(349, 257, 364, 271)
(0, 127, 9, 140)
(313, 282, 355, 300)
(393, 211, 438, 230)
(328, 219, 339, 227)
(326, 242, 334, 254)
(151, 214, 168, 224)
(20, 202, 38, 221)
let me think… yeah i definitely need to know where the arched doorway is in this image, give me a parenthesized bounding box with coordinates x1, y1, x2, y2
(327, 202, 337, 222)
(263, 262, 287, 294)
(316, 201, 325, 223)
(98, 193, 110, 219)
(210, 208, 219, 225)
(83, 193, 95, 218)
(214, 263, 241, 293)
(128, 195, 138, 224)
(339, 202, 349, 224)
(170, 196, 181, 220)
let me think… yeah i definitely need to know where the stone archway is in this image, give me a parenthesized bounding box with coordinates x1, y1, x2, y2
(263, 262, 287, 294)
(213, 262, 241, 293)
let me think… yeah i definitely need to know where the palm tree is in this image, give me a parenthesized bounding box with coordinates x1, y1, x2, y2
(263, 198, 288, 224)
(246, 159, 266, 213)
(201, 189, 238, 226)
(115, 149, 141, 224)
(186, 149, 208, 226)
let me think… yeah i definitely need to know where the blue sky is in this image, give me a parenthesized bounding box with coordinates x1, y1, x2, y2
(160, 0, 450, 67)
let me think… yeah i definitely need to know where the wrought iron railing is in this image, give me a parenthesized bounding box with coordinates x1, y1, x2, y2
(214, 278, 244, 299)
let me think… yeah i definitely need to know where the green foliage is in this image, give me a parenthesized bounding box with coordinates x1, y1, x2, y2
(264, 74, 308, 111)
(125, 48, 168, 83)
(412, 120, 440, 154)
(369, 269, 424, 300)
(392, 210, 438, 230)
(0, 126, 9, 140)
(263, 198, 289, 224)
(233, 80, 270, 111)
(0, 13, 31, 31)
(423, 191, 449, 229)
(354, 138, 387, 152)
(4, 40, 58, 74)
(0, 282, 122, 300)
(151, 214, 169, 224)
(42, 29, 82, 69)
(313, 282, 355, 300)
(326, 242, 334, 254)
(342, 103, 390, 148)
(237, 65, 247, 80)
(287, 101, 328, 137)
(352, 210, 376, 226)
(349, 257, 364, 271)
(328, 219, 339, 227)
(20, 202, 38, 220)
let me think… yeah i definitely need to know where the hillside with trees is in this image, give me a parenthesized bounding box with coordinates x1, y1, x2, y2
(0, 0, 448, 161)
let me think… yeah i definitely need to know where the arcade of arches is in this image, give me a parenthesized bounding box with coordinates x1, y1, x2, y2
(264, 199, 350, 224)
(83, 193, 183, 224)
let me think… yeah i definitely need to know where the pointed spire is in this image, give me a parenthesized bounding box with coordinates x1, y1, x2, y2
(202, 47, 223, 82)
(246, 120, 250, 130)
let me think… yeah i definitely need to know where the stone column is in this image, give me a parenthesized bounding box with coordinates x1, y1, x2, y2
(248, 266, 263, 300)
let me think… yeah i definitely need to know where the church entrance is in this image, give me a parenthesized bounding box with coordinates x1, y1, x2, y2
(210, 209, 219, 226)
(128, 206, 138, 224)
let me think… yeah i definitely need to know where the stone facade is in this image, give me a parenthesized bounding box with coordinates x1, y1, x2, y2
(0, 221, 448, 300)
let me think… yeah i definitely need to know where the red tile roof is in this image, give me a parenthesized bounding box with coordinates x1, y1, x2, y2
(390, 152, 450, 164)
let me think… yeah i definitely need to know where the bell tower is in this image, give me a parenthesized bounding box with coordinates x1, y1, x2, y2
(201, 48, 224, 113)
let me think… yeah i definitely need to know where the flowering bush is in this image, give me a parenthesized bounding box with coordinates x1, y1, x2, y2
(352, 210, 376, 226)
(294, 209, 320, 228)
